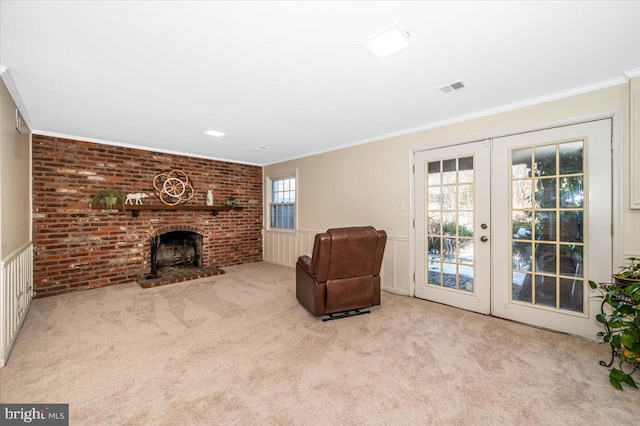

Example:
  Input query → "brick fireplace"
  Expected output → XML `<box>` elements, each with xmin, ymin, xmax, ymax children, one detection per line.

<box><xmin>150</xmin><ymin>229</ymin><xmax>203</xmax><ymax>278</ymax></box>
<box><xmin>32</xmin><ymin>136</ymin><xmax>263</xmax><ymax>297</ymax></box>
<box><xmin>138</xmin><ymin>225</ymin><xmax>226</xmax><ymax>289</ymax></box>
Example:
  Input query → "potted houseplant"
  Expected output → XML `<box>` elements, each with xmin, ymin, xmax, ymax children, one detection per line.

<box><xmin>589</xmin><ymin>278</ymin><xmax>640</xmax><ymax>390</ymax></box>
<box><xmin>91</xmin><ymin>189</ymin><xmax>125</xmax><ymax>209</ymax></box>
<box><xmin>224</xmin><ymin>196</ymin><xmax>237</xmax><ymax>207</ymax></box>
<box><xmin>612</xmin><ymin>257</ymin><xmax>640</xmax><ymax>286</ymax></box>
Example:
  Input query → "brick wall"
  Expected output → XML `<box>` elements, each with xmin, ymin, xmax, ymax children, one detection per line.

<box><xmin>32</xmin><ymin>136</ymin><xmax>263</xmax><ymax>297</ymax></box>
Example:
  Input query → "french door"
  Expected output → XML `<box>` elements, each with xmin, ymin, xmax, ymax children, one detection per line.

<box><xmin>492</xmin><ymin>120</ymin><xmax>612</xmax><ymax>337</ymax></box>
<box><xmin>414</xmin><ymin>141</ymin><xmax>492</xmax><ymax>314</ymax></box>
<box><xmin>414</xmin><ymin>120</ymin><xmax>612</xmax><ymax>337</ymax></box>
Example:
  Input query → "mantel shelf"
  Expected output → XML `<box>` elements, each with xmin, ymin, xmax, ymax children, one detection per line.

<box><xmin>90</xmin><ymin>204</ymin><xmax>243</xmax><ymax>217</ymax></box>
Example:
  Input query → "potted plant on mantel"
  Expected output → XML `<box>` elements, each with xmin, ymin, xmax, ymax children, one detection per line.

<box><xmin>91</xmin><ymin>189</ymin><xmax>125</xmax><ymax>210</ymax></box>
<box><xmin>589</xmin><ymin>260</ymin><xmax>640</xmax><ymax>391</ymax></box>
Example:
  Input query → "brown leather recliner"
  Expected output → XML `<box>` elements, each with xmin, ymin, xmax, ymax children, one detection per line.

<box><xmin>296</xmin><ymin>226</ymin><xmax>387</xmax><ymax>320</ymax></box>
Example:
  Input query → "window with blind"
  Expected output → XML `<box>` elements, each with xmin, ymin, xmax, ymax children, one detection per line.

<box><xmin>270</xmin><ymin>177</ymin><xmax>295</xmax><ymax>229</ymax></box>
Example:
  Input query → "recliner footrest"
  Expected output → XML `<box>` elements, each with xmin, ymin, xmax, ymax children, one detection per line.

<box><xmin>322</xmin><ymin>309</ymin><xmax>370</xmax><ymax>322</ymax></box>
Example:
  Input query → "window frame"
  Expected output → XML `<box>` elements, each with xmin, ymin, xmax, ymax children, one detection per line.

<box><xmin>266</xmin><ymin>173</ymin><xmax>297</xmax><ymax>232</ymax></box>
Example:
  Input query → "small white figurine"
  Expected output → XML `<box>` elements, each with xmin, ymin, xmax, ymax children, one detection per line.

<box><xmin>125</xmin><ymin>193</ymin><xmax>149</xmax><ymax>205</ymax></box>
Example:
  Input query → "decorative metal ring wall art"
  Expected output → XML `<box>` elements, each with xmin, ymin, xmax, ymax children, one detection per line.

<box><xmin>152</xmin><ymin>170</ymin><xmax>195</xmax><ymax>206</ymax></box>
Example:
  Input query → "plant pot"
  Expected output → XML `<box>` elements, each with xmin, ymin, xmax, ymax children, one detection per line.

<box><xmin>612</xmin><ymin>274</ymin><xmax>640</xmax><ymax>286</ymax></box>
<box><xmin>104</xmin><ymin>195</ymin><xmax>118</xmax><ymax>209</ymax></box>
<box><xmin>622</xmin><ymin>348</ymin><xmax>640</xmax><ymax>362</ymax></box>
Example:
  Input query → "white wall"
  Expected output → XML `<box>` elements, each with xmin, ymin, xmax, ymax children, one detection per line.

<box><xmin>264</xmin><ymin>82</ymin><xmax>639</xmax><ymax>294</ymax></box>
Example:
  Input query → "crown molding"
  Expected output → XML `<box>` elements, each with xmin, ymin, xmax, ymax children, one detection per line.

<box><xmin>624</xmin><ymin>67</ymin><xmax>640</xmax><ymax>80</ymax></box>
<box><xmin>266</xmin><ymin>75</ymin><xmax>629</xmax><ymax>165</ymax></box>
<box><xmin>0</xmin><ymin>66</ymin><xmax>34</xmax><ymax>131</ymax></box>
<box><xmin>31</xmin><ymin>130</ymin><xmax>263</xmax><ymax>167</ymax></box>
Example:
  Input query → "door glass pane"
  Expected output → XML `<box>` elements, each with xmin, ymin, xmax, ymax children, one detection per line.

<box><xmin>535</xmin><ymin>212</ymin><xmax>556</xmax><ymax>241</ymax></box>
<box><xmin>428</xmin><ymin>187</ymin><xmax>442</xmax><ymax>210</ymax></box>
<box><xmin>459</xmin><ymin>264</ymin><xmax>474</xmax><ymax>292</ymax></box>
<box><xmin>424</xmin><ymin>155</ymin><xmax>476</xmax><ymax>294</ymax></box>
<box><xmin>459</xmin><ymin>239</ymin><xmax>474</xmax><ymax>265</ymax></box>
<box><xmin>510</xmin><ymin>140</ymin><xmax>585</xmax><ymax>313</ymax></box>
<box><xmin>428</xmin><ymin>212</ymin><xmax>442</xmax><ymax>235</ymax></box>
<box><xmin>559</xmin><ymin>176</ymin><xmax>583</xmax><ymax>208</ymax></box>
<box><xmin>459</xmin><ymin>157</ymin><xmax>474</xmax><ymax>183</ymax></box>
<box><xmin>534</xmin><ymin>145</ymin><xmax>556</xmax><ymax>176</ymax></box>
<box><xmin>559</xmin><ymin>211</ymin><xmax>583</xmax><ymax>243</ymax></box>
<box><xmin>458</xmin><ymin>212</ymin><xmax>474</xmax><ymax>236</ymax></box>
<box><xmin>512</xmin><ymin>241</ymin><xmax>532</xmax><ymax>271</ymax></box>
<box><xmin>560</xmin><ymin>278</ymin><xmax>583</xmax><ymax>312</ymax></box>
<box><xmin>442</xmin><ymin>186</ymin><xmax>457</xmax><ymax>210</ymax></box>
<box><xmin>428</xmin><ymin>260</ymin><xmax>441</xmax><ymax>285</ymax></box>
<box><xmin>560</xmin><ymin>245</ymin><xmax>583</xmax><ymax>277</ymax></box>
<box><xmin>535</xmin><ymin>275</ymin><xmax>556</xmax><ymax>307</ymax></box>
<box><xmin>458</xmin><ymin>184</ymin><xmax>474</xmax><ymax>210</ymax></box>
<box><xmin>535</xmin><ymin>178</ymin><xmax>556</xmax><ymax>208</ymax></box>
<box><xmin>442</xmin><ymin>263</ymin><xmax>457</xmax><ymax>288</ymax></box>
<box><xmin>513</xmin><ymin>181</ymin><xmax>532</xmax><ymax>209</ymax></box>
<box><xmin>513</xmin><ymin>272</ymin><xmax>531</xmax><ymax>303</ymax></box>
<box><xmin>428</xmin><ymin>161</ymin><xmax>441</xmax><ymax>185</ymax></box>
<box><xmin>443</xmin><ymin>159</ymin><xmax>457</xmax><ymax>184</ymax></box>
<box><xmin>535</xmin><ymin>243</ymin><xmax>556</xmax><ymax>274</ymax></box>
<box><xmin>512</xmin><ymin>211</ymin><xmax>532</xmax><ymax>239</ymax></box>
<box><xmin>428</xmin><ymin>237</ymin><xmax>442</xmax><ymax>261</ymax></box>
<box><xmin>443</xmin><ymin>237</ymin><xmax>457</xmax><ymax>262</ymax></box>
<box><xmin>559</xmin><ymin>141</ymin><xmax>583</xmax><ymax>175</ymax></box>
<box><xmin>512</xmin><ymin>148</ymin><xmax>532</xmax><ymax>178</ymax></box>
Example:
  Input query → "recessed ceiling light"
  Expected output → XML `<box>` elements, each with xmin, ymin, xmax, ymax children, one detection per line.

<box><xmin>256</xmin><ymin>145</ymin><xmax>270</xmax><ymax>150</ymax></box>
<box><xmin>360</xmin><ymin>23</ymin><xmax>416</xmax><ymax>61</ymax></box>
<box><xmin>205</xmin><ymin>130</ymin><xmax>225</xmax><ymax>138</ymax></box>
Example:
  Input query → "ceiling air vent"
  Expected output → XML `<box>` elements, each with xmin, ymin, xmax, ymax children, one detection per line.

<box><xmin>435</xmin><ymin>80</ymin><xmax>469</xmax><ymax>95</ymax></box>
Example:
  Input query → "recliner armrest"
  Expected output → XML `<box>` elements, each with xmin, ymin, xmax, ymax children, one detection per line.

<box><xmin>297</xmin><ymin>255</ymin><xmax>312</xmax><ymax>274</ymax></box>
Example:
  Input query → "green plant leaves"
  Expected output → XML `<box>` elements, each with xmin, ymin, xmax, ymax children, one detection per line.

<box><xmin>609</xmin><ymin>369</ymin><xmax>637</xmax><ymax>391</ymax></box>
<box><xmin>610</xmin><ymin>376</ymin><xmax>623</xmax><ymax>391</ymax></box>
<box><xmin>621</xmin><ymin>333</ymin><xmax>637</xmax><ymax>349</ymax></box>
<box><xmin>591</xmin><ymin>280</ymin><xmax>640</xmax><ymax>391</ymax></box>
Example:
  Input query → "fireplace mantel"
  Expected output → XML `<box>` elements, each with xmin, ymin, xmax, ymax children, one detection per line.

<box><xmin>91</xmin><ymin>204</ymin><xmax>244</xmax><ymax>217</ymax></box>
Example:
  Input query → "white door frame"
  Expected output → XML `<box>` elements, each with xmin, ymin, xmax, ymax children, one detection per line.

<box><xmin>414</xmin><ymin>141</ymin><xmax>492</xmax><ymax>314</ymax></box>
<box><xmin>409</xmin><ymin>110</ymin><xmax>624</xmax><ymax>322</ymax></box>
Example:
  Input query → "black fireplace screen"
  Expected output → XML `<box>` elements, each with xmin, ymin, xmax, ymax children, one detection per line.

<box><xmin>149</xmin><ymin>231</ymin><xmax>203</xmax><ymax>278</ymax></box>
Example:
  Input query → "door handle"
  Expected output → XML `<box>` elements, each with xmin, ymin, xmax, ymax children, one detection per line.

<box><xmin>481</xmin><ymin>223</ymin><xmax>488</xmax><ymax>229</ymax></box>
<box><xmin>480</xmin><ymin>236</ymin><xmax>488</xmax><ymax>242</ymax></box>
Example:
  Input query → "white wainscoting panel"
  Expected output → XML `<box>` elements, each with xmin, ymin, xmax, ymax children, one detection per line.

<box><xmin>262</xmin><ymin>230</ymin><xmax>298</xmax><ymax>267</ymax></box>
<box><xmin>263</xmin><ymin>229</ymin><xmax>411</xmax><ymax>295</ymax></box>
<box><xmin>380</xmin><ymin>236</ymin><xmax>411</xmax><ymax>296</ymax></box>
<box><xmin>0</xmin><ymin>242</ymin><xmax>34</xmax><ymax>368</ymax></box>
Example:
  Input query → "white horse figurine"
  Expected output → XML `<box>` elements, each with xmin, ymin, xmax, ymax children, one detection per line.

<box><xmin>125</xmin><ymin>193</ymin><xmax>149</xmax><ymax>205</ymax></box>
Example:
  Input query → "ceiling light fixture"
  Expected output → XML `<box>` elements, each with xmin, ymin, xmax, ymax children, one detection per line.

<box><xmin>205</xmin><ymin>130</ymin><xmax>225</xmax><ymax>138</ymax></box>
<box><xmin>360</xmin><ymin>23</ymin><xmax>416</xmax><ymax>61</ymax></box>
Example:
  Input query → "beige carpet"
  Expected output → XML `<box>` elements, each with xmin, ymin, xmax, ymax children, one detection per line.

<box><xmin>0</xmin><ymin>262</ymin><xmax>637</xmax><ymax>425</ymax></box>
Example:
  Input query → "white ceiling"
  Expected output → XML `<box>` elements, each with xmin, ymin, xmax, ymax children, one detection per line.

<box><xmin>2</xmin><ymin>1</ymin><xmax>640</xmax><ymax>166</ymax></box>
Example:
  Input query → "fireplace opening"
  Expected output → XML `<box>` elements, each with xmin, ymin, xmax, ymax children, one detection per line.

<box><xmin>147</xmin><ymin>231</ymin><xmax>203</xmax><ymax>279</ymax></box>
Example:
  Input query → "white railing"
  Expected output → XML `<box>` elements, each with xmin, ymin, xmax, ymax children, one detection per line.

<box><xmin>0</xmin><ymin>242</ymin><xmax>34</xmax><ymax>368</ymax></box>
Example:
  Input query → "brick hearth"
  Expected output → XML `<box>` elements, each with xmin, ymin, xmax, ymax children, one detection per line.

<box><xmin>136</xmin><ymin>266</ymin><xmax>225</xmax><ymax>289</ymax></box>
<box><xmin>32</xmin><ymin>136</ymin><xmax>263</xmax><ymax>297</ymax></box>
